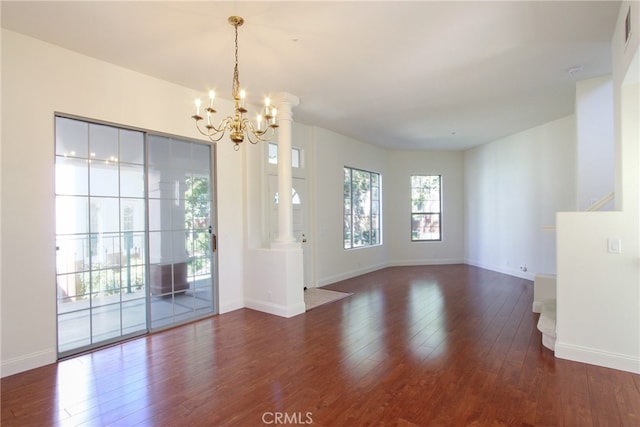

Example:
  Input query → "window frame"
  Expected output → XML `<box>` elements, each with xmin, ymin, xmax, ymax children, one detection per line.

<box><xmin>343</xmin><ymin>166</ymin><xmax>382</xmax><ymax>250</ymax></box>
<box><xmin>410</xmin><ymin>175</ymin><xmax>442</xmax><ymax>242</ymax></box>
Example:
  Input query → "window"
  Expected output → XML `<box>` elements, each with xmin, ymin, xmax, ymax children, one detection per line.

<box><xmin>344</xmin><ymin>167</ymin><xmax>381</xmax><ymax>249</ymax></box>
<box><xmin>411</xmin><ymin>175</ymin><xmax>441</xmax><ymax>241</ymax></box>
<box><xmin>268</xmin><ymin>143</ymin><xmax>301</xmax><ymax>168</ymax></box>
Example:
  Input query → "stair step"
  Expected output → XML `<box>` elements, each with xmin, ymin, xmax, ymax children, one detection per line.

<box><xmin>537</xmin><ymin>299</ymin><xmax>556</xmax><ymax>351</ymax></box>
<box><xmin>533</xmin><ymin>274</ymin><xmax>556</xmax><ymax>313</ymax></box>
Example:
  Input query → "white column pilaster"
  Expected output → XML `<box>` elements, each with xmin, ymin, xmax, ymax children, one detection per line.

<box><xmin>273</xmin><ymin>92</ymin><xmax>300</xmax><ymax>247</ymax></box>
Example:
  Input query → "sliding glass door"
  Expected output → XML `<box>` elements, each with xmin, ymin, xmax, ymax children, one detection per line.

<box><xmin>147</xmin><ymin>135</ymin><xmax>215</xmax><ymax>328</ymax></box>
<box><xmin>55</xmin><ymin>116</ymin><xmax>216</xmax><ymax>357</ymax></box>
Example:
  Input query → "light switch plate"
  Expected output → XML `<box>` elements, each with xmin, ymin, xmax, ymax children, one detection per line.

<box><xmin>607</xmin><ymin>238</ymin><xmax>622</xmax><ymax>254</ymax></box>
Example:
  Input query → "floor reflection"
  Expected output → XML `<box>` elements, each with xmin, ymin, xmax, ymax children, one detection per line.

<box><xmin>339</xmin><ymin>289</ymin><xmax>386</xmax><ymax>380</ymax></box>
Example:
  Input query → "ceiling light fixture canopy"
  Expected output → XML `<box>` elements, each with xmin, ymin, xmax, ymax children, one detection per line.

<box><xmin>191</xmin><ymin>16</ymin><xmax>278</xmax><ymax>150</ymax></box>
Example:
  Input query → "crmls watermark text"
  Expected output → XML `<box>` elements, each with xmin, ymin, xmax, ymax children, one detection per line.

<box><xmin>261</xmin><ymin>411</ymin><xmax>313</xmax><ymax>425</ymax></box>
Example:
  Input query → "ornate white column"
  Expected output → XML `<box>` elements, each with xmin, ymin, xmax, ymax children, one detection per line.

<box><xmin>273</xmin><ymin>92</ymin><xmax>300</xmax><ymax>246</ymax></box>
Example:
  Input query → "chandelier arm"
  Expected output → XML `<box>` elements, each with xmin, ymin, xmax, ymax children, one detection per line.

<box><xmin>194</xmin><ymin>120</ymin><xmax>220</xmax><ymax>138</ymax></box>
<box><xmin>205</xmin><ymin>118</ymin><xmax>230</xmax><ymax>134</ymax></box>
<box><xmin>194</xmin><ymin>116</ymin><xmax>235</xmax><ymax>142</ymax></box>
<box><xmin>244</xmin><ymin>119</ymin><xmax>276</xmax><ymax>144</ymax></box>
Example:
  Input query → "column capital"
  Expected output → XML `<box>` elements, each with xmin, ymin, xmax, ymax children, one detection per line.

<box><xmin>273</xmin><ymin>92</ymin><xmax>300</xmax><ymax>121</ymax></box>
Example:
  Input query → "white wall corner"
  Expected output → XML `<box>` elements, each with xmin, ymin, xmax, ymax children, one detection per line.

<box><xmin>218</xmin><ymin>299</ymin><xmax>245</xmax><ymax>315</ymax></box>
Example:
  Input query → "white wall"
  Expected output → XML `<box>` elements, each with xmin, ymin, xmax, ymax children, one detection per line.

<box><xmin>575</xmin><ymin>76</ymin><xmax>615</xmax><ymax>210</ymax></box>
<box><xmin>387</xmin><ymin>151</ymin><xmax>465</xmax><ymax>265</ymax></box>
<box><xmin>464</xmin><ymin>116</ymin><xmax>576</xmax><ymax>278</ymax></box>
<box><xmin>1</xmin><ymin>30</ymin><xmax>245</xmax><ymax>376</ymax></box>
<box><xmin>312</xmin><ymin>127</ymin><xmax>390</xmax><ymax>286</ymax></box>
<box><xmin>555</xmin><ymin>1</ymin><xmax>639</xmax><ymax>374</ymax></box>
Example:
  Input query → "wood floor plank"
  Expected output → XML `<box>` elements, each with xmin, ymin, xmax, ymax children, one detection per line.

<box><xmin>2</xmin><ymin>265</ymin><xmax>639</xmax><ymax>426</ymax></box>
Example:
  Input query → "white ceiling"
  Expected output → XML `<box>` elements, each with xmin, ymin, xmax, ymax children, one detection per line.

<box><xmin>1</xmin><ymin>1</ymin><xmax>620</xmax><ymax>151</ymax></box>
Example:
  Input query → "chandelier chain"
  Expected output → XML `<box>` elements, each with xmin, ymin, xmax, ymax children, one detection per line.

<box><xmin>232</xmin><ymin>22</ymin><xmax>240</xmax><ymax>100</ymax></box>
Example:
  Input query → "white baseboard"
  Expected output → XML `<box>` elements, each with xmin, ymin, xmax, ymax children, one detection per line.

<box><xmin>244</xmin><ymin>298</ymin><xmax>305</xmax><ymax>318</ymax></box>
<box><xmin>317</xmin><ymin>259</ymin><xmax>468</xmax><ymax>287</ymax></box>
<box><xmin>1</xmin><ymin>348</ymin><xmax>56</xmax><ymax>378</ymax></box>
<box><xmin>465</xmin><ymin>259</ymin><xmax>535</xmax><ymax>281</ymax></box>
<box><xmin>555</xmin><ymin>341</ymin><xmax>640</xmax><ymax>374</ymax></box>
<box><xmin>388</xmin><ymin>258</ymin><xmax>464</xmax><ymax>267</ymax></box>
<box><xmin>316</xmin><ymin>262</ymin><xmax>389</xmax><ymax>287</ymax></box>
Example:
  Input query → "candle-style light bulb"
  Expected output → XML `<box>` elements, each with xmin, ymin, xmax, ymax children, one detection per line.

<box><xmin>264</xmin><ymin>97</ymin><xmax>271</xmax><ymax>116</ymax></box>
<box><xmin>257</xmin><ymin>114</ymin><xmax>263</xmax><ymax>131</ymax></box>
<box><xmin>195</xmin><ymin>98</ymin><xmax>202</xmax><ymax>116</ymax></box>
<box><xmin>208</xmin><ymin>90</ymin><xmax>215</xmax><ymax>108</ymax></box>
<box><xmin>271</xmin><ymin>108</ymin><xmax>277</xmax><ymax>125</ymax></box>
<box><xmin>239</xmin><ymin>89</ymin><xmax>246</xmax><ymax>108</ymax></box>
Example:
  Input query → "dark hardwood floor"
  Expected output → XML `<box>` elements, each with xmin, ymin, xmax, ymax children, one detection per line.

<box><xmin>2</xmin><ymin>265</ymin><xmax>639</xmax><ymax>426</ymax></box>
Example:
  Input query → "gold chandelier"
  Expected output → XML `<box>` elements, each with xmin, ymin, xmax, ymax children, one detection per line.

<box><xmin>191</xmin><ymin>16</ymin><xmax>278</xmax><ymax>150</ymax></box>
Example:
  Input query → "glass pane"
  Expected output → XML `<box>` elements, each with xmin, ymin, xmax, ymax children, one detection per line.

<box><xmin>148</xmin><ymin>231</ymin><xmax>171</xmax><ymax>264</ymax></box>
<box><xmin>57</xmin><ymin>310</ymin><xmax>91</xmax><ymax>352</ymax></box>
<box><xmin>426</xmin><ymin>200</ymin><xmax>441</xmax><ymax>213</ymax></box>
<box><xmin>372</xmin><ymin>186</ymin><xmax>379</xmax><ymax>201</ymax></box>
<box><xmin>190</xmin><ymin>256</ymin><xmax>211</xmax><ymax>278</ymax></box>
<box><xmin>147</xmin><ymin>135</ymin><xmax>171</xmax><ymax>167</ymax></box>
<box><xmin>292</xmin><ymin>147</ymin><xmax>300</xmax><ymax>168</ymax></box>
<box><xmin>57</xmin><ymin>271</ymin><xmax>90</xmax><ymax>301</ymax></box>
<box><xmin>343</xmin><ymin>168</ymin><xmax>351</xmax><ymax>196</ymax></box>
<box><xmin>91</xmin><ymin>267</ymin><xmax>122</xmax><ymax>301</ymax></box>
<box><xmin>91</xmin><ymin>303</ymin><xmax>121</xmax><ymax>343</ymax></box>
<box><xmin>120</xmin><ymin>164</ymin><xmax>145</xmax><ymax>198</ymax></box>
<box><xmin>147</xmin><ymin>165</ymin><xmax>171</xmax><ymax>197</ymax></box>
<box><xmin>121</xmin><ymin>233</ymin><xmax>146</xmax><ymax>282</ymax></box>
<box><xmin>173</xmin><ymin>169</ymin><xmax>189</xmax><ymax>200</ymax></box>
<box><xmin>122</xmin><ymin>299</ymin><xmax>146</xmax><ymax>335</ymax></box>
<box><xmin>172</xmin><ymin>139</ymin><xmax>192</xmax><ymax>170</ymax></box>
<box><xmin>90</xmin><ymin>198</ymin><xmax>120</xmax><ymax>234</ymax></box>
<box><xmin>412</xmin><ymin>213</ymin><xmax>441</xmax><ymax>241</ymax></box>
<box><xmin>56</xmin><ymin>196</ymin><xmax>89</xmax><ymax>235</ymax></box>
<box><xmin>56</xmin><ymin>117</ymin><xmax>88</xmax><ymax>158</ymax></box>
<box><xmin>292</xmin><ymin>189</ymin><xmax>301</xmax><ymax>205</ymax></box>
<box><xmin>344</xmin><ymin>216</ymin><xmax>352</xmax><ymax>249</ymax></box>
<box><xmin>56</xmin><ymin>236</ymin><xmax>91</xmax><ymax>274</ymax></box>
<box><xmin>120</xmin><ymin>263</ymin><xmax>146</xmax><ymax>295</ymax></box>
<box><xmin>56</xmin><ymin>157</ymin><xmax>88</xmax><ymax>195</ymax></box>
<box><xmin>148</xmin><ymin>198</ymin><xmax>172</xmax><ymax>231</ymax></box>
<box><xmin>344</xmin><ymin>198</ymin><xmax>352</xmax><ymax>214</ymax></box>
<box><xmin>191</xmin><ymin>143</ymin><xmax>211</xmax><ymax>172</ymax></box>
<box><xmin>121</xmin><ymin>199</ymin><xmax>146</xmax><ymax>232</ymax></box>
<box><xmin>150</xmin><ymin>296</ymin><xmax>174</xmax><ymax>328</ymax></box>
<box><xmin>89</xmin><ymin>233</ymin><xmax>121</xmax><ymax>270</ymax></box>
<box><xmin>194</xmin><ymin>230</ymin><xmax>211</xmax><ymax>257</ymax></box>
<box><xmin>119</xmin><ymin>129</ymin><xmax>144</xmax><ymax>165</ymax></box>
<box><xmin>268</xmin><ymin>143</ymin><xmax>278</xmax><ymax>164</ymax></box>
<box><xmin>89</xmin><ymin>161</ymin><xmax>119</xmax><ymax>197</ymax></box>
<box><xmin>89</xmin><ymin>124</ymin><xmax>119</xmax><ymax>162</ymax></box>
